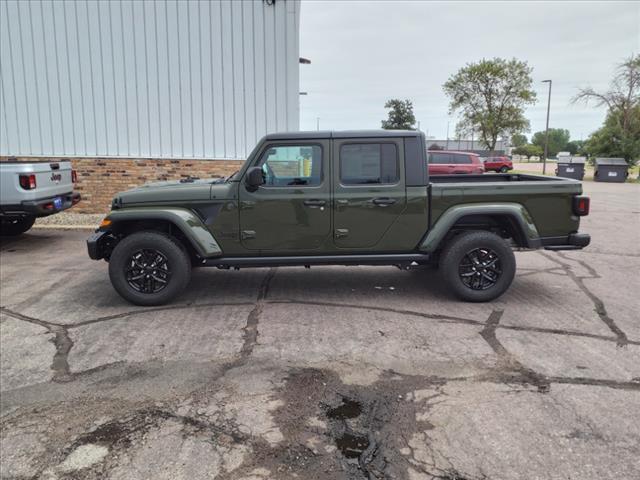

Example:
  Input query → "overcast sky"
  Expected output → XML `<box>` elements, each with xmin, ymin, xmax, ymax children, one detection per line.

<box><xmin>299</xmin><ymin>1</ymin><xmax>640</xmax><ymax>140</ymax></box>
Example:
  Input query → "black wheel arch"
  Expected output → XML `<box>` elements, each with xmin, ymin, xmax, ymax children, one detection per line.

<box><xmin>443</xmin><ymin>213</ymin><xmax>530</xmax><ymax>249</ymax></box>
<box><xmin>102</xmin><ymin>219</ymin><xmax>201</xmax><ymax>264</ymax></box>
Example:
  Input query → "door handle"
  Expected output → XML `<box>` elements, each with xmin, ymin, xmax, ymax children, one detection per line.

<box><xmin>372</xmin><ymin>197</ymin><xmax>396</xmax><ymax>207</ymax></box>
<box><xmin>303</xmin><ymin>199</ymin><xmax>326</xmax><ymax>208</ymax></box>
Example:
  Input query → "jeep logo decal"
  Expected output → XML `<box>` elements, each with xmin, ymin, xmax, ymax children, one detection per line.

<box><xmin>51</xmin><ymin>173</ymin><xmax>62</xmax><ymax>182</ymax></box>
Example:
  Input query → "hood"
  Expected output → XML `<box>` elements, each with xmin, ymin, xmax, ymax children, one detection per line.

<box><xmin>114</xmin><ymin>177</ymin><xmax>233</xmax><ymax>206</ymax></box>
<box><xmin>136</xmin><ymin>177</ymin><xmax>225</xmax><ymax>189</ymax></box>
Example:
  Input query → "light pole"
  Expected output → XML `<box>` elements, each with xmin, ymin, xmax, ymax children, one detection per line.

<box><xmin>542</xmin><ymin>79</ymin><xmax>552</xmax><ymax>174</ymax></box>
<box><xmin>445</xmin><ymin>121</ymin><xmax>450</xmax><ymax>149</ymax></box>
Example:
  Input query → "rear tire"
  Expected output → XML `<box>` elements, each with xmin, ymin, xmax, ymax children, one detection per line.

<box><xmin>108</xmin><ymin>231</ymin><xmax>191</xmax><ymax>306</ymax></box>
<box><xmin>439</xmin><ymin>230</ymin><xmax>516</xmax><ymax>302</ymax></box>
<box><xmin>500</xmin><ymin>166</ymin><xmax>509</xmax><ymax>173</ymax></box>
<box><xmin>0</xmin><ymin>216</ymin><xmax>35</xmax><ymax>236</ymax></box>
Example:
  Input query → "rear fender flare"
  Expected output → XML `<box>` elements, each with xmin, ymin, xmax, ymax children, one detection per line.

<box><xmin>419</xmin><ymin>203</ymin><xmax>540</xmax><ymax>252</ymax></box>
<box><xmin>106</xmin><ymin>207</ymin><xmax>222</xmax><ymax>257</ymax></box>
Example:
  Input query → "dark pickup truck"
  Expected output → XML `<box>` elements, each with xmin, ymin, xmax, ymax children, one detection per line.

<box><xmin>87</xmin><ymin>130</ymin><xmax>590</xmax><ymax>305</ymax></box>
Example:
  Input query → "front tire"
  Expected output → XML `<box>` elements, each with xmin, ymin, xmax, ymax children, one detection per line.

<box><xmin>500</xmin><ymin>166</ymin><xmax>509</xmax><ymax>173</ymax></box>
<box><xmin>108</xmin><ymin>231</ymin><xmax>191</xmax><ymax>306</ymax></box>
<box><xmin>439</xmin><ymin>231</ymin><xmax>516</xmax><ymax>302</ymax></box>
<box><xmin>0</xmin><ymin>216</ymin><xmax>35</xmax><ymax>236</ymax></box>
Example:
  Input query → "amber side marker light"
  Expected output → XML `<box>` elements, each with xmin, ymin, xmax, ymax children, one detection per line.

<box><xmin>99</xmin><ymin>218</ymin><xmax>112</xmax><ymax>228</ymax></box>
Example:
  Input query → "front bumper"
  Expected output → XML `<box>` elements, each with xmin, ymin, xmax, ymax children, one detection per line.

<box><xmin>2</xmin><ymin>191</ymin><xmax>81</xmax><ymax>217</ymax></box>
<box><xmin>87</xmin><ymin>231</ymin><xmax>107</xmax><ymax>260</ymax></box>
<box><xmin>542</xmin><ymin>232</ymin><xmax>591</xmax><ymax>251</ymax></box>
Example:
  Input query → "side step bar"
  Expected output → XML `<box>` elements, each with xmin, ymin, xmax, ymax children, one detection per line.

<box><xmin>205</xmin><ymin>253</ymin><xmax>430</xmax><ymax>269</ymax></box>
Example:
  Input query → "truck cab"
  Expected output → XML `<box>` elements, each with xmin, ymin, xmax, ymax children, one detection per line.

<box><xmin>88</xmin><ymin>130</ymin><xmax>590</xmax><ymax>306</ymax></box>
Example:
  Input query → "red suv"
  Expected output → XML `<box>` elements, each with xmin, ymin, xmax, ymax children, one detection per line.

<box><xmin>427</xmin><ymin>151</ymin><xmax>485</xmax><ymax>175</ymax></box>
<box><xmin>482</xmin><ymin>156</ymin><xmax>513</xmax><ymax>173</ymax></box>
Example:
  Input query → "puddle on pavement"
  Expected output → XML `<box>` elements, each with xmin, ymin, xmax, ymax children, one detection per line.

<box><xmin>335</xmin><ymin>432</ymin><xmax>370</xmax><ymax>458</ymax></box>
<box><xmin>325</xmin><ymin>397</ymin><xmax>370</xmax><ymax>458</ymax></box>
<box><xmin>327</xmin><ymin>398</ymin><xmax>362</xmax><ymax>420</ymax></box>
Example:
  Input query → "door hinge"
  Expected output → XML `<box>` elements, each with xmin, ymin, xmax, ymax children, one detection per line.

<box><xmin>241</xmin><ymin>230</ymin><xmax>256</xmax><ymax>240</ymax></box>
<box><xmin>334</xmin><ymin>229</ymin><xmax>349</xmax><ymax>239</ymax></box>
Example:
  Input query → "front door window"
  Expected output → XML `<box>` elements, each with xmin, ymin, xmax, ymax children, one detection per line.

<box><xmin>259</xmin><ymin>145</ymin><xmax>322</xmax><ymax>187</ymax></box>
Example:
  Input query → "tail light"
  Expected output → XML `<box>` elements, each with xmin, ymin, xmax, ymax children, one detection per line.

<box><xmin>19</xmin><ymin>174</ymin><xmax>37</xmax><ymax>190</ymax></box>
<box><xmin>573</xmin><ymin>195</ymin><xmax>590</xmax><ymax>216</ymax></box>
<box><xmin>71</xmin><ymin>169</ymin><xmax>78</xmax><ymax>183</ymax></box>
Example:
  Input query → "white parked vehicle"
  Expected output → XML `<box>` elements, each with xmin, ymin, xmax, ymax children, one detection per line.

<box><xmin>0</xmin><ymin>159</ymin><xmax>80</xmax><ymax>236</ymax></box>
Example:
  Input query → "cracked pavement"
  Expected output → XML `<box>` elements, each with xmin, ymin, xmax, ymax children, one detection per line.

<box><xmin>1</xmin><ymin>181</ymin><xmax>639</xmax><ymax>479</ymax></box>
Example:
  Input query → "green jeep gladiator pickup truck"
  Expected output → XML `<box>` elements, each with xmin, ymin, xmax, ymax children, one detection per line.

<box><xmin>87</xmin><ymin>130</ymin><xmax>590</xmax><ymax>305</ymax></box>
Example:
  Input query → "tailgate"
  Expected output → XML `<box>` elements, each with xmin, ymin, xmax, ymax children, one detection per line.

<box><xmin>10</xmin><ymin>161</ymin><xmax>74</xmax><ymax>201</ymax></box>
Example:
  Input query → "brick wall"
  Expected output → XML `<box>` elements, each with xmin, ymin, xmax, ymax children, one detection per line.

<box><xmin>0</xmin><ymin>156</ymin><xmax>244</xmax><ymax>213</ymax></box>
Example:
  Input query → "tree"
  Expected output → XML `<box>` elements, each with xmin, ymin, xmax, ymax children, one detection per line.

<box><xmin>573</xmin><ymin>55</ymin><xmax>640</xmax><ymax>165</ymax></box>
<box><xmin>582</xmin><ymin>107</ymin><xmax>640</xmax><ymax>165</ymax></box>
<box><xmin>566</xmin><ymin>140</ymin><xmax>585</xmax><ymax>155</ymax></box>
<box><xmin>443</xmin><ymin>58</ymin><xmax>536</xmax><ymax>151</ymax></box>
<box><xmin>428</xmin><ymin>143</ymin><xmax>443</xmax><ymax>150</ymax></box>
<box><xmin>513</xmin><ymin>144</ymin><xmax>543</xmax><ymax>158</ymax></box>
<box><xmin>511</xmin><ymin>133</ymin><xmax>527</xmax><ymax>148</ymax></box>
<box><xmin>531</xmin><ymin>128</ymin><xmax>570</xmax><ymax>157</ymax></box>
<box><xmin>381</xmin><ymin>99</ymin><xmax>416</xmax><ymax>130</ymax></box>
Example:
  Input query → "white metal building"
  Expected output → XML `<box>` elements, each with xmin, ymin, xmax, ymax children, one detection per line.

<box><xmin>0</xmin><ymin>0</ymin><xmax>301</xmax><ymax>160</ymax></box>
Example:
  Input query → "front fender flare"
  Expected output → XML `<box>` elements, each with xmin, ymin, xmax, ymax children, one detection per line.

<box><xmin>419</xmin><ymin>203</ymin><xmax>540</xmax><ymax>252</ymax></box>
<box><xmin>106</xmin><ymin>207</ymin><xmax>222</xmax><ymax>257</ymax></box>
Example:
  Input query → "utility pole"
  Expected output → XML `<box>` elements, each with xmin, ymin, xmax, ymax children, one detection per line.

<box><xmin>542</xmin><ymin>79</ymin><xmax>552</xmax><ymax>174</ymax></box>
<box><xmin>316</xmin><ymin>117</ymin><xmax>320</xmax><ymax>131</ymax></box>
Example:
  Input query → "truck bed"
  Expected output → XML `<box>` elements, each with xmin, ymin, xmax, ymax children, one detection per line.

<box><xmin>429</xmin><ymin>173</ymin><xmax>573</xmax><ymax>183</ymax></box>
<box><xmin>430</xmin><ymin>173</ymin><xmax>582</xmax><ymax>238</ymax></box>
<box><xmin>0</xmin><ymin>160</ymin><xmax>79</xmax><ymax>217</ymax></box>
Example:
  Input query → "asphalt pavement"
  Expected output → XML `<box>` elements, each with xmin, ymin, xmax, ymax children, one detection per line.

<box><xmin>1</xmin><ymin>181</ymin><xmax>639</xmax><ymax>480</ymax></box>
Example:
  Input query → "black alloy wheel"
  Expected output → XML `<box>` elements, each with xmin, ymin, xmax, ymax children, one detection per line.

<box><xmin>125</xmin><ymin>249</ymin><xmax>171</xmax><ymax>294</ymax></box>
<box><xmin>458</xmin><ymin>247</ymin><xmax>502</xmax><ymax>290</ymax></box>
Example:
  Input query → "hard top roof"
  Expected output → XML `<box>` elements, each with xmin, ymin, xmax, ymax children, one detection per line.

<box><xmin>264</xmin><ymin>130</ymin><xmax>422</xmax><ymax>141</ymax></box>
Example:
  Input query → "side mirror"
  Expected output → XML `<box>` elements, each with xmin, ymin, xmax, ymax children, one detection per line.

<box><xmin>245</xmin><ymin>166</ymin><xmax>265</xmax><ymax>192</ymax></box>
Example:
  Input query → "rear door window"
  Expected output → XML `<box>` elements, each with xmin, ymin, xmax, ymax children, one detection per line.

<box><xmin>340</xmin><ymin>143</ymin><xmax>399</xmax><ymax>185</ymax></box>
<box><xmin>454</xmin><ymin>154</ymin><xmax>472</xmax><ymax>164</ymax></box>
<box><xmin>429</xmin><ymin>152</ymin><xmax>449</xmax><ymax>164</ymax></box>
